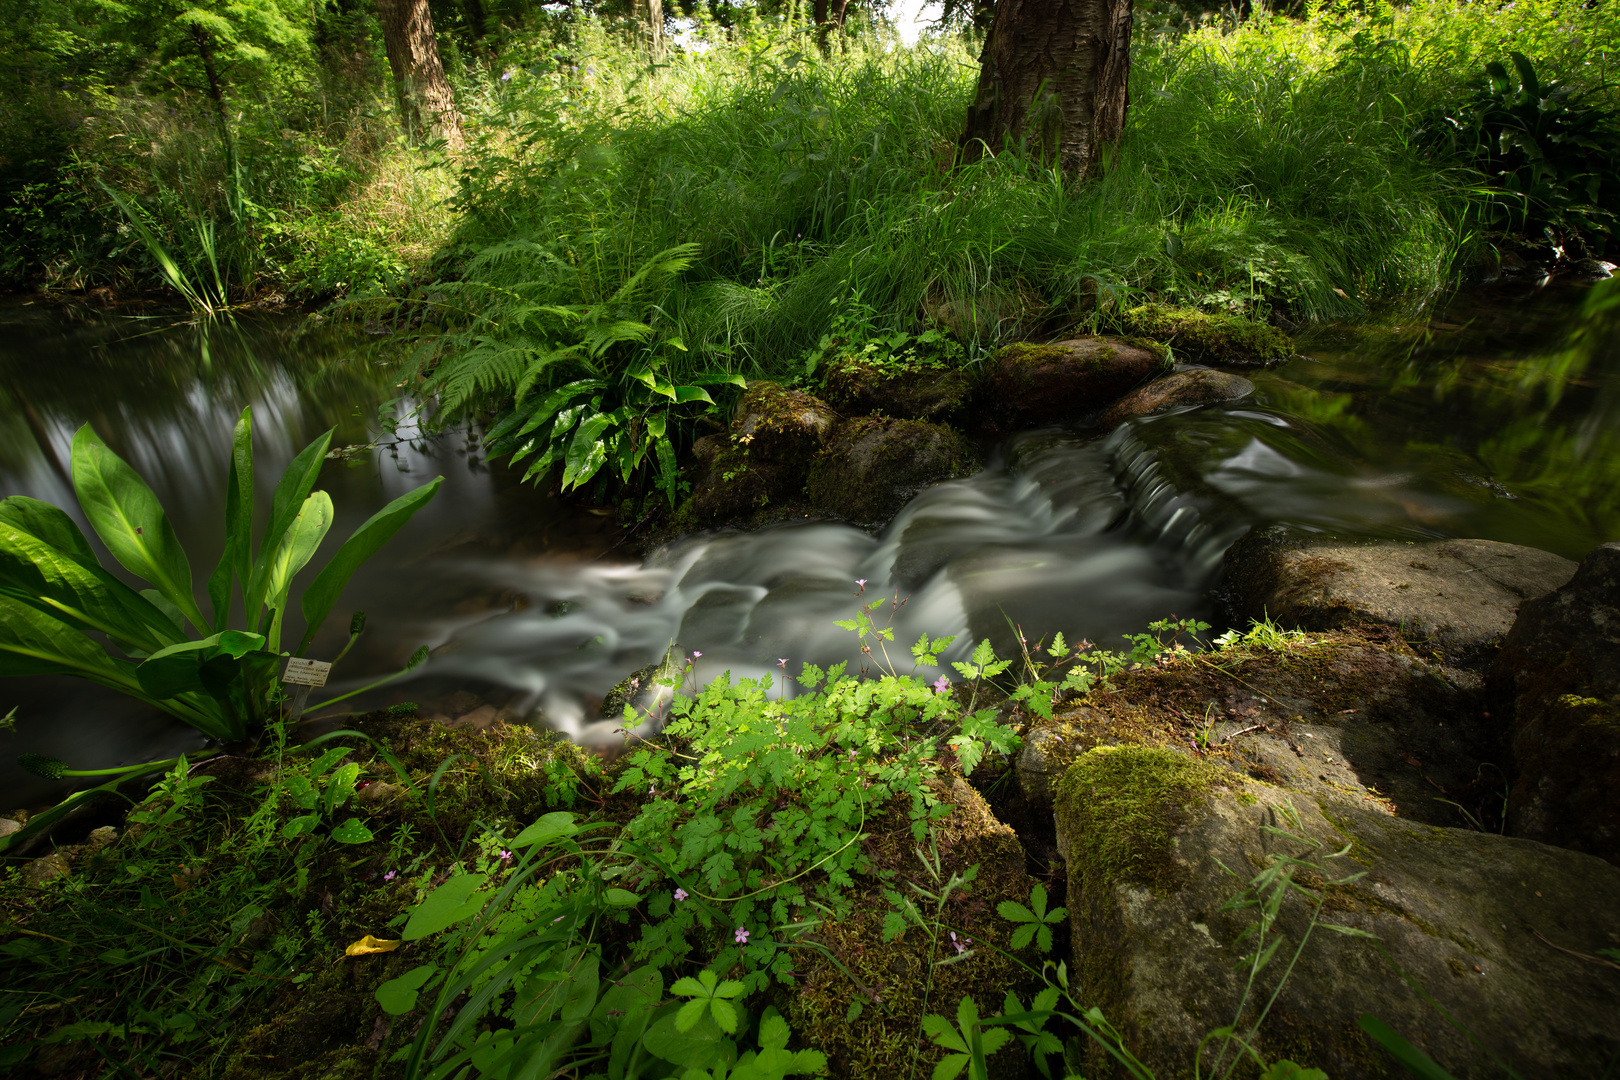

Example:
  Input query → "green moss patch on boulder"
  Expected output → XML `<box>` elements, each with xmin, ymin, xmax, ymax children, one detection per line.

<box><xmin>807</xmin><ymin>416</ymin><xmax>981</xmax><ymax>526</ymax></box>
<box><xmin>988</xmin><ymin>338</ymin><xmax>1166</xmax><ymax>427</ymax></box>
<box><xmin>819</xmin><ymin>354</ymin><xmax>977</xmax><ymax>423</ymax></box>
<box><xmin>1122</xmin><ymin>303</ymin><xmax>1294</xmax><ymax>367</ymax></box>
<box><xmin>730</xmin><ymin>380</ymin><xmax>840</xmax><ymax>461</ymax></box>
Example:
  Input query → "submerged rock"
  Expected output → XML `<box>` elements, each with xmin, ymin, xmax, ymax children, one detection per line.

<box><xmin>1054</xmin><ymin>745</ymin><xmax>1620</xmax><ymax>1079</ymax></box>
<box><xmin>1223</xmin><ymin>532</ymin><xmax>1576</xmax><ymax>678</ymax></box>
<box><xmin>988</xmin><ymin>338</ymin><xmax>1164</xmax><ymax>427</ymax></box>
<box><xmin>1490</xmin><ymin>541</ymin><xmax>1620</xmax><ymax>865</ymax></box>
<box><xmin>1121</xmin><ymin>303</ymin><xmax>1294</xmax><ymax>367</ymax></box>
<box><xmin>819</xmin><ymin>355</ymin><xmax>977</xmax><ymax>423</ymax></box>
<box><xmin>1099</xmin><ymin>368</ymin><xmax>1254</xmax><ymax>427</ymax></box>
<box><xmin>807</xmin><ymin>417</ymin><xmax>980</xmax><ymax>526</ymax></box>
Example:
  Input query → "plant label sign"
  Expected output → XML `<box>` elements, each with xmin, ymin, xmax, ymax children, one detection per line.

<box><xmin>283</xmin><ymin>658</ymin><xmax>332</xmax><ymax>687</ymax></box>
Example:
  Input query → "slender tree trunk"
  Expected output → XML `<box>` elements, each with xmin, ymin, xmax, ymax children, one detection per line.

<box><xmin>376</xmin><ymin>0</ymin><xmax>465</xmax><ymax>150</ymax></box>
<box><xmin>643</xmin><ymin>0</ymin><xmax>665</xmax><ymax>60</ymax></box>
<box><xmin>957</xmin><ymin>0</ymin><xmax>1132</xmax><ymax>178</ymax></box>
<box><xmin>813</xmin><ymin>0</ymin><xmax>851</xmax><ymax>54</ymax></box>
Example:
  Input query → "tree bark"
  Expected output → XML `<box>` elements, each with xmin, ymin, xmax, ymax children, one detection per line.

<box><xmin>957</xmin><ymin>0</ymin><xmax>1132</xmax><ymax>178</ymax></box>
<box><xmin>376</xmin><ymin>0</ymin><xmax>464</xmax><ymax>150</ymax></box>
<box><xmin>643</xmin><ymin>0</ymin><xmax>665</xmax><ymax>60</ymax></box>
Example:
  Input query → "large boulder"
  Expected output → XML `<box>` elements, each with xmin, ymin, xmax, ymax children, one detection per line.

<box><xmin>1224</xmin><ymin>532</ymin><xmax>1577</xmax><ymax>677</ymax></box>
<box><xmin>987</xmin><ymin>339</ymin><xmax>1164</xmax><ymax>428</ymax></box>
<box><xmin>1099</xmin><ymin>368</ymin><xmax>1254</xmax><ymax>428</ymax></box>
<box><xmin>730</xmin><ymin>381</ymin><xmax>840</xmax><ymax>461</ymax></box>
<box><xmin>1053</xmin><ymin>745</ymin><xmax>1620</xmax><ymax>1079</ymax></box>
<box><xmin>1015</xmin><ymin>628</ymin><xmax>1490</xmax><ymax>831</ymax></box>
<box><xmin>1120</xmin><ymin>303</ymin><xmax>1294</xmax><ymax>367</ymax></box>
<box><xmin>819</xmin><ymin>355</ymin><xmax>976</xmax><ymax>424</ymax></box>
<box><xmin>807</xmin><ymin>417</ymin><xmax>980</xmax><ymax>526</ymax></box>
<box><xmin>1489</xmin><ymin>541</ymin><xmax>1620</xmax><ymax>864</ymax></box>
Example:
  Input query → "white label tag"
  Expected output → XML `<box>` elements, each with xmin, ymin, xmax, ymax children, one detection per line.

<box><xmin>282</xmin><ymin>658</ymin><xmax>332</xmax><ymax>687</ymax></box>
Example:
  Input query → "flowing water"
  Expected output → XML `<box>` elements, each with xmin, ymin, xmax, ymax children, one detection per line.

<box><xmin>3</xmin><ymin>281</ymin><xmax>1617</xmax><ymax>805</ymax></box>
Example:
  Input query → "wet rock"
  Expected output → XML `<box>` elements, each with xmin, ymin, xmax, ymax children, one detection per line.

<box><xmin>807</xmin><ymin>417</ymin><xmax>980</xmax><ymax>526</ymax></box>
<box><xmin>448</xmin><ymin>704</ymin><xmax>503</xmax><ymax>731</ymax></box>
<box><xmin>1558</xmin><ymin>257</ymin><xmax>1616</xmax><ymax>282</ymax></box>
<box><xmin>1120</xmin><ymin>303</ymin><xmax>1294</xmax><ymax>367</ymax></box>
<box><xmin>788</xmin><ymin>776</ymin><xmax>1042</xmax><ymax>1080</ymax></box>
<box><xmin>1017</xmin><ymin>628</ymin><xmax>1487</xmax><ymax>828</ymax></box>
<box><xmin>730</xmin><ymin>381</ymin><xmax>840</xmax><ymax>461</ymax></box>
<box><xmin>24</xmin><ymin>851</ymin><xmax>73</xmax><ymax>887</ymax></box>
<box><xmin>1489</xmin><ymin>541</ymin><xmax>1620</xmax><ymax>865</ymax></box>
<box><xmin>674</xmin><ymin>434</ymin><xmax>801</xmax><ymax>530</ymax></box>
<box><xmin>1224</xmin><ymin>532</ymin><xmax>1577</xmax><ymax>677</ymax></box>
<box><xmin>0</xmin><ymin>818</ymin><xmax>20</xmax><ymax>839</ymax></box>
<box><xmin>1099</xmin><ymin>368</ymin><xmax>1254</xmax><ymax>427</ymax></box>
<box><xmin>988</xmin><ymin>338</ymin><xmax>1164</xmax><ymax>427</ymax></box>
<box><xmin>599</xmin><ymin>647</ymin><xmax>682</xmax><ymax>723</ymax></box>
<box><xmin>819</xmin><ymin>356</ymin><xmax>977</xmax><ymax>423</ymax></box>
<box><xmin>1054</xmin><ymin>745</ymin><xmax>1620</xmax><ymax>1079</ymax></box>
<box><xmin>84</xmin><ymin>825</ymin><xmax>117</xmax><ymax>852</ymax></box>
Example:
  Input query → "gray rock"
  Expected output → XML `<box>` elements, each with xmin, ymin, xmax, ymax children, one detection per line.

<box><xmin>1558</xmin><ymin>258</ymin><xmax>1615</xmax><ymax>282</ymax></box>
<box><xmin>1055</xmin><ymin>745</ymin><xmax>1620</xmax><ymax>1079</ymax></box>
<box><xmin>1099</xmin><ymin>368</ymin><xmax>1254</xmax><ymax>427</ymax></box>
<box><xmin>24</xmin><ymin>851</ymin><xmax>73</xmax><ymax>887</ymax></box>
<box><xmin>819</xmin><ymin>357</ymin><xmax>976</xmax><ymax>423</ymax></box>
<box><xmin>1224</xmin><ymin>532</ymin><xmax>1577</xmax><ymax>675</ymax></box>
<box><xmin>988</xmin><ymin>338</ymin><xmax>1165</xmax><ymax>427</ymax></box>
<box><xmin>1489</xmin><ymin>541</ymin><xmax>1620</xmax><ymax>864</ymax></box>
<box><xmin>0</xmin><ymin>818</ymin><xmax>20</xmax><ymax>839</ymax></box>
<box><xmin>807</xmin><ymin>417</ymin><xmax>980</xmax><ymax>526</ymax></box>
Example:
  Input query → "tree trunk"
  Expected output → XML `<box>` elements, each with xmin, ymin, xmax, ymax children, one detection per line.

<box><xmin>376</xmin><ymin>0</ymin><xmax>464</xmax><ymax>150</ymax></box>
<box><xmin>643</xmin><ymin>0</ymin><xmax>664</xmax><ymax>60</ymax></box>
<box><xmin>957</xmin><ymin>0</ymin><xmax>1132</xmax><ymax>178</ymax></box>
<box><xmin>814</xmin><ymin>0</ymin><xmax>852</xmax><ymax>55</ymax></box>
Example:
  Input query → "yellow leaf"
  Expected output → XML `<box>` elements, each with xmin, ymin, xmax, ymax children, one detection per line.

<box><xmin>345</xmin><ymin>935</ymin><xmax>400</xmax><ymax>957</ymax></box>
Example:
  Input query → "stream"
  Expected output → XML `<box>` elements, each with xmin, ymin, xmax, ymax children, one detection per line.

<box><xmin>3</xmin><ymin>281</ymin><xmax>1616</xmax><ymax>806</ymax></box>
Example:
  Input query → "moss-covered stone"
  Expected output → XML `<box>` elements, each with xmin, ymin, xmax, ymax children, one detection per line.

<box><xmin>1099</xmin><ymin>368</ymin><xmax>1255</xmax><ymax>428</ymax></box>
<box><xmin>1120</xmin><ymin>303</ymin><xmax>1294</xmax><ymax>367</ymax></box>
<box><xmin>788</xmin><ymin>777</ymin><xmax>1042</xmax><ymax>1080</ymax></box>
<box><xmin>806</xmin><ymin>416</ymin><xmax>981</xmax><ymax>526</ymax></box>
<box><xmin>987</xmin><ymin>338</ymin><xmax>1165</xmax><ymax>427</ymax></box>
<box><xmin>729</xmin><ymin>381</ymin><xmax>839</xmax><ymax>461</ymax></box>
<box><xmin>819</xmin><ymin>354</ymin><xmax>978</xmax><ymax>423</ymax></box>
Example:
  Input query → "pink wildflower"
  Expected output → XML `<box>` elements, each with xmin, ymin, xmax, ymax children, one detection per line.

<box><xmin>674</xmin><ymin>888</ymin><xmax>689</xmax><ymax>902</ymax></box>
<box><xmin>734</xmin><ymin>926</ymin><xmax>750</xmax><ymax>945</ymax></box>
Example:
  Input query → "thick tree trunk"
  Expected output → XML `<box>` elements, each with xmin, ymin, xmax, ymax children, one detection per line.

<box><xmin>957</xmin><ymin>0</ymin><xmax>1132</xmax><ymax>178</ymax></box>
<box><xmin>643</xmin><ymin>0</ymin><xmax>665</xmax><ymax>60</ymax></box>
<box><xmin>376</xmin><ymin>0</ymin><xmax>464</xmax><ymax>150</ymax></box>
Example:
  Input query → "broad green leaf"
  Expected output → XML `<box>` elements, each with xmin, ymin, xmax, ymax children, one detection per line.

<box><xmin>262</xmin><ymin>492</ymin><xmax>334</xmax><ymax>651</ymax></box>
<box><xmin>330</xmin><ymin>817</ymin><xmax>374</xmax><ymax>844</ymax></box>
<box><xmin>136</xmin><ymin>631</ymin><xmax>267</xmax><ymax>700</ymax></box>
<box><xmin>0</xmin><ymin>496</ymin><xmax>98</xmax><ymax>567</ymax></box>
<box><xmin>604</xmin><ymin>888</ymin><xmax>641</xmax><ymax>908</ymax></box>
<box><xmin>321</xmin><ymin>762</ymin><xmax>360</xmax><ymax>816</ymax></box>
<box><xmin>206</xmin><ymin>406</ymin><xmax>254</xmax><ymax>632</ymax></box>
<box><xmin>1358</xmin><ymin>1015</ymin><xmax>1456</xmax><ymax>1080</ymax></box>
<box><xmin>246</xmin><ymin>428</ymin><xmax>333</xmax><ymax>626</ymax></box>
<box><xmin>70</xmin><ymin>425</ymin><xmax>206</xmax><ymax>632</ymax></box>
<box><xmin>281</xmin><ymin>813</ymin><xmax>319</xmax><ymax>838</ymax></box>
<box><xmin>515</xmin><ymin>379</ymin><xmax>608</xmax><ymax>427</ymax></box>
<box><xmin>561</xmin><ymin>414</ymin><xmax>614</xmax><ymax>490</ymax></box>
<box><xmin>296</xmin><ymin>476</ymin><xmax>442</xmax><ymax>655</ymax></box>
<box><xmin>0</xmin><ymin>521</ymin><xmax>180</xmax><ymax>654</ymax></box>
<box><xmin>0</xmin><ymin>594</ymin><xmax>142</xmax><ymax>688</ymax></box>
<box><xmin>376</xmin><ymin>964</ymin><xmax>438</xmax><ymax>1015</ymax></box>
<box><xmin>403</xmin><ymin>873</ymin><xmax>490</xmax><ymax>940</ymax></box>
<box><xmin>671</xmin><ymin>386</ymin><xmax>715</xmax><ymax>405</ymax></box>
<box><xmin>513</xmin><ymin>811</ymin><xmax>578</xmax><ymax>849</ymax></box>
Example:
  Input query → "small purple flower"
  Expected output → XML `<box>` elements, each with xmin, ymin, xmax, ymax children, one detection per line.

<box><xmin>932</xmin><ymin>675</ymin><xmax>950</xmax><ymax>695</ymax></box>
<box><xmin>501</xmin><ymin>69</ymin><xmax>513</xmax><ymax>81</ymax></box>
<box><xmin>778</xmin><ymin>658</ymin><xmax>789</xmax><ymax>668</ymax></box>
<box><xmin>734</xmin><ymin>926</ymin><xmax>750</xmax><ymax>945</ymax></box>
<box><xmin>949</xmin><ymin>931</ymin><xmax>970</xmax><ymax>954</ymax></box>
<box><xmin>499</xmin><ymin>850</ymin><xmax>513</xmax><ymax>863</ymax></box>
<box><xmin>674</xmin><ymin>888</ymin><xmax>689</xmax><ymax>901</ymax></box>
<box><xmin>856</xmin><ymin>579</ymin><xmax>868</xmax><ymax>590</ymax></box>
<box><xmin>692</xmin><ymin>650</ymin><xmax>703</xmax><ymax>658</ymax></box>
<box><xmin>586</xmin><ymin>65</ymin><xmax>595</xmax><ymax>75</ymax></box>
<box><xmin>383</xmin><ymin>870</ymin><xmax>398</xmax><ymax>882</ymax></box>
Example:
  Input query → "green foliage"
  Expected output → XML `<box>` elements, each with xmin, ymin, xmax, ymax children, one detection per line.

<box><xmin>996</xmin><ymin>883</ymin><xmax>1068</xmax><ymax>954</ymax></box>
<box><xmin>0</xmin><ymin>406</ymin><xmax>439</xmax><ymax>742</ymax></box>
<box><xmin>1420</xmin><ymin>51</ymin><xmax>1620</xmax><ymax>242</ymax></box>
<box><xmin>921</xmin><ymin>995</ymin><xmax>1013</xmax><ymax>1080</ymax></box>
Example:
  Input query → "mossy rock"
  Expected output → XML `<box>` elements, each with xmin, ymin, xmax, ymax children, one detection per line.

<box><xmin>1121</xmin><ymin>303</ymin><xmax>1293</xmax><ymax>367</ymax></box>
<box><xmin>988</xmin><ymin>338</ymin><xmax>1165</xmax><ymax>427</ymax></box>
<box><xmin>730</xmin><ymin>381</ymin><xmax>840</xmax><ymax>461</ymax></box>
<box><xmin>672</xmin><ymin>434</ymin><xmax>802</xmax><ymax>531</ymax></box>
<box><xmin>1098</xmin><ymin>368</ymin><xmax>1254</xmax><ymax>428</ymax></box>
<box><xmin>819</xmin><ymin>354</ymin><xmax>977</xmax><ymax>423</ymax></box>
<box><xmin>1053</xmin><ymin>745</ymin><xmax>1620</xmax><ymax>1078</ymax></box>
<box><xmin>788</xmin><ymin>777</ymin><xmax>1043</xmax><ymax>1080</ymax></box>
<box><xmin>806</xmin><ymin>416</ymin><xmax>981</xmax><ymax>526</ymax></box>
<box><xmin>1490</xmin><ymin>541</ymin><xmax>1620</xmax><ymax>865</ymax></box>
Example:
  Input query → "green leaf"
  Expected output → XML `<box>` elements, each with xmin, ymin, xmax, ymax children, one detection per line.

<box><xmin>206</xmin><ymin>406</ymin><xmax>253</xmax><ymax>632</ymax></box>
<box><xmin>262</xmin><ymin>492</ymin><xmax>334</xmax><ymax>650</ymax></box>
<box><xmin>281</xmin><ymin>813</ymin><xmax>319</xmax><ymax>838</ymax></box>
<box><xmin>671</xmin><ymin>386</ymin><xmax>715</xmax><ymax>405</ymax></box>
<box><xmin>604</xmin><ymin>888</ymin><xmax>641</xmax><ymax>908</ymax></box>
<box><xmin>246</xmin><ymin>428</ymin><xmax>333</xmax><ymax>626</ymax></box>
<box><xmin>0</xmin><ymin>594</ymin><xmax>141</xmax><ymax>687</ymax></box>
<box><xmin>375</xmin><ymin>964</ymin><xmax>437</xmax><ymax>1015</ymax></box>
<box><xmin>1357</xmin><ymin>1015</ymin><xmax>1457</xmax><ymax>1080</ymax></box>
<box><xmin>561</xmin><ymin>413</ymin><xmax>615</xmax><ymax>489</ymax></box>
<box><xmin>296</xmin><ymin>477</ymin><xmax>442</xmax><ymax>655</ymax></box>
<box><xmin>331</xmin><ymin>817</ymin><xmax>374</xmax><ymax>844</ymax></box>
<box><xmin>676</xmin><ymin>998</ymin><xmax>709</xmax><ymax>1034</ymax></box>
<box><xmin>708</xmin><ymin>998</ymin><xmax>738</xmax><ymax>1035</ymax></box>
<box><xmin>70</xmin><ymin>424</ymin><xmax>206</xmax><ymax>632</ymax></box>
<box><xmin>513</xmin><ymin>811</ymin><xmax>577</xmax><ymax>848</ymax></box>
<box><xmin>403</xmin><ymin>873</ymin><xmax>490</xmax><ymax>940</ymax></box>
<box><xmin>0</xmin><ymin>496</ymin><xmax>98</xmax><ymax>567</ymax></box>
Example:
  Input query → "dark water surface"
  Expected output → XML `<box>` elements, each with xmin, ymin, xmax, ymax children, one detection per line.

<box><xmin>3</xmin><ymin>281</ymin><xmax>1616</xmax><ymax>805</ymax></box>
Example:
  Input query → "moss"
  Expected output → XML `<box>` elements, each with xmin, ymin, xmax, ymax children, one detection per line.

<box><xmin>818</xmin><ymin>353</ymin><xmax>977</xmax><ymax>423</ymax></box>
<box><xmin>806</xmin><ymin>416</ymin><xmax>980</xmax><ymax>525</ymax></box>
<box><xmin>1121</xmin><ymin>303</ymin><xmax>1293</xmax><ymax>367</ymax></box>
